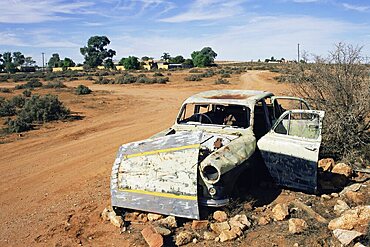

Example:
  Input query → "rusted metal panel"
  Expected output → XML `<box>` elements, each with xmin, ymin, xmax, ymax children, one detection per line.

<box><xmin>111</xmin><ymin>131</ymin><xmax>202</xmax><ymax>219</ymax></box>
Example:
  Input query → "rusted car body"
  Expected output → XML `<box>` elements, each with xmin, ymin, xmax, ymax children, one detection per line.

<box><xmin>111</xmin><ymin>90</ymin><xmax>324</xmax><ymax>219</ymax></box>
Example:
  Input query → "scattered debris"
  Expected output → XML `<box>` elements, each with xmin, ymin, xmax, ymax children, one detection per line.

<box><xmin>141</xmin><ymin>226</ymin><xmax>163</xmax><ymax>247</ymax></box>
<box><xmin>148</xmin><ymin>213</ymin><xmax>163</xmax><ymax>222</ymax></box>
<box><xmin>334</xmin><ymin>200</ymin><xmax>350</xmax><ymax>215</ymax></box>
<box><xmin>153</xmin><ymin>226</ymin><xmax>171</xmax><ymax>236</ymax></box>
<box><xmin>213</xmin><ymin>210</ymin><xmax>228</xmax><ymax>222</ymax></box>
<box><xmin>203</xmin><ymin>231</ymin><xmax>217</xmax><ymax>240</ymax></box>
<box><xmin>210</xmin><ymin>221</ymin><xmax>230</xmax><ymax>234</ymax></box>
<box><xmin>101</xmin><ymin>207</ymin><xmax>123</xmax><ymax>228</ymax></box>
<box><xmin>229</xmin><ymin>214</ymin><xmax>251</xmax><ymax>230</ymax></box>
<box><xmin>191</xmin><ymin>220</ymin><xmax>209</xmax><ymax>230</ymax></box>
<box><xmin>272</xmin><ymin>203</ymin><xmax>289</xmax><ymax>221</ymax></box>
<box><xmin>291</xmin><ymin>200</ymin><xmax>327</xmax><ymax>224</ymax></box>
<box><xmin>219</xmin><ymin>227</ymin><xmax>242</xmax><ymax>242</ymax></box>
<box><xmin>175</xmin><ymin>231</ymin><xmax>193</xmax><ymax>246</ymax></box>
<box><xmin>343</xmin><ymin>191</ymin><xmax>366</xmax><ymax>205</ymax></box>
<box><xmin>328</xmin><ymin>206</ymin><xmax>370</xmax><ymax>233</ymax></box>
<box><xmin>339</xmin><ymin>183</ymin><xmax>362</xmax><ymax>196</ymax></box>
<box><xmin>318</xmin><ymin>158</ymin><xmax>334</xmax><ymax>171</ymax></box>
<box><xmin>333</xmin><ymin>229</ymin><xmax>363</xmax><ymax>246</ymax></box>
<box><xmin>157</xmin><ymin>216</ymin><xmax>177</xmax><ymax>229</ymax></box>
<box><xmin>321</xmin><ymin>194</ymin><xmax>331</xmax><ymax>200</ymax></box>
<box><xmin>288</xmin><ymin>218</ymin><xmax>308</xmax><ymax>234</ymax></box>
<box><xmin>258</xmin><ymin>216</ymin><xmax>271</xmax><ymax>226</ymax></box>
<box><xmin>332</xmin><ymin>163</ymin><xmax>353</xmax><ymax>177</ymax></box>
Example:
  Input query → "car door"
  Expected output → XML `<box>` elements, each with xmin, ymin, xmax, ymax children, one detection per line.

<box><xmin>271</xmin><ymin>96</ymin><xmax>310</xmax><ymax>122</ymax></box>
<box><xmin>257</xmin><ymin>109</ymin><xmax>325</xmax><ymax>193</ymax></box>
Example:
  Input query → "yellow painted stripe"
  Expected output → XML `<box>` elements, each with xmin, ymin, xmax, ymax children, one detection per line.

<box><xmin>124</xmin><ymin>144</ymin><xmax>200</xmax><ymax>159</ymax></box>
<box><xmin>119</xmin><ymin>188</ymin><xmax>197</xmax><ymax>200</ymax></box>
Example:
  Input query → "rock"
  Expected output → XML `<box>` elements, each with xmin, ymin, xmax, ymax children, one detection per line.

<box><xmin>331</xmin><ymin>193</ymin><xmax>339</xmax><ymax>198</ymax></box>
<box><xmin>191</xmin><ymin>220</ymin><xmax>208</xmax><ymax>230</ymax></box>
<box><xmin>318</xmin><ymin>158</ymin><xmax>334</xmax><ymax>171</ymax></box>
<box><xmin>321</xmin><ymin>194</ymin><xmax>331</xmax><ymax>200</ymax></box>
<box><xmin>148</xmin><ymin>213</ymin><xmax>163</xmax><ymax>221</ymax></box>
<box><xmin>219</xmin><ymin>227</ymin><xmax>241</xmax><ymax>242</ymax></box>
<box><xmin>328</xmin><ymin>206</ymin><xmax>370</xmax><ymax>233</ymax></box>
<box><xmin>353</xmin><ymin>243</ymin><xmax>367</xmax><ymax>247</ymax></box>
<box><xmin>210</xmin><ymin>221</ymin><xmax>230</xmax><ymax>234</ymax></box>
<box><xmin>243</xmin><ymin>202</ymin><xmax>253</xmax><ymax>211</ymax></box>
<box><xmin>175</xmin><ymin>231</ymin><xmax>193</xmax><ymax>246</ymax></box>
<box><xmin>192</xmin><ymin>238</ymin><xmax>197</xmax><ymax>244</ymax></box>
<box><xmin>229</xmin><ymin>214</ymin><xmax>251</xmax><ymax>230</ymax></box>
<box><xmin>340</xmin><ymin>183</ymin><xmax>362</xmax><ymax>196</ymax></box>
<box><xmin>333</xmin><ymin>229</ymin><xmax>363</xmax><ymax>246</ymax></box>
<box><xmin>215</xmin><ymin>237</ymin><xmax>220</xmax><ymax>242</ymax></box>
<box><xmin>153</xmin><ymin>226</ymin><xmax>171</xmax><ymax>236</ymax></box>
<box><xmin>203</xmin><ymin>231</ymin><xmax>217</xmax><ymax>240</ymax></box>
<box><xmin>107</xmin><ymin>211</ymin><xmax>123</xmax><ymax>228</ymax></box>
<box><xmin>213</xmin><ymin>210</ymin><xmax>228</xmax><ymax>222</ymax></box>
<box><xmin>157</xmin><ymin>216</ymin><xmax>177</xmax><ymax>228</ymax></box>
<box><xmin>344</xmin><ymin>191</ymin><xmax>366</xmax><ymax>205</ymax></box>
<box><xmin>141</xmin><ymin>226</ymin><xmax>163</xmax><ymax>247</ymax></box>
<box><xmin>332</xmin><ymin>163</ymin><xmax>352</xmax><ymax>177</ymax></box>
<box><xmin>137</xmin><ymin>213</ymin><xmax>148</xmax><ymax>223</ymax></box>
<box><xmin>272</xmin><ymin>203</ymin><xmax>289</xmax><ymax>221</ymax></box>
<box><xmin>101</xmin><ymin>207</ymin><xmax>113</xmax><ymax>221</ymax></box>
<box><xmin>334</xmin><ymin>200</ymin><xmax>350</xmax><ymax>214</ymax></box>
<box><xmin>258</xmin><ymin>216</ymin><xmax>271</xmax><ymax>225</ymax></box>
<box><xmin>124</xmin><ymin>212</ymin><xmax>138</xmax><ymax>222</ymax></box>
<box><xmin>288</xmin><ymin>218</ymin><xmax>308</xmax><ymax>234</ymax></box>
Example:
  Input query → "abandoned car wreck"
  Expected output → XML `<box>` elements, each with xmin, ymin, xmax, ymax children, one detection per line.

<box><xmin>111</xmin><ymin>90</ymin><xmax>325</xmax><ymax>219</ymax></box>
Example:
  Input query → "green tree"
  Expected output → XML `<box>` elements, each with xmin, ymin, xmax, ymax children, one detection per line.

<box><xmin>3</xmin><ymin>52</ymin><xmax>16</xmax><ymax>73</ymax></box>
<box><xmin>13</xmin><ymin>52</ymin><xmax>25</xmax><ymax>66</ymax></box>
<box><xmin>161</xmin><ymin>52</ymin><xmax>170</xmax><ymax>61</ymax></box>
<box><xmin>24</xmin><ymin>57</ymin><xmax>36</xmax><ymax>66</ymax></box>
<box><xmin>169</xmin><ymin>55</ymin><xmax>185</xmax><ymax>64</ymax></box>
<box><xmin>80</xmin><ymin>36</ymin><xmax>116</xmax><ymax>68</ymax></box>
<box><xmin>62</xmin><ymin>57</ymin><xmax>75</xmax><ymax>67</ymax></box>
<box><xmin>104</xmin><ymin>58</ymin><xmax>114</xmax><ymax>69</ymax></box>
<box><xmin>119</xmin><ymin>56</ymin><xmax>140</xmax><ymax>70</ymax></box>
<box><xmin>182</xmin><ymin>58</ymin><xmax>194</xmax><ymax>68</ymax></box>
<box><xmin>191</xmin><ymin>47</ymin><xmax>217</xmax><ymax>67</ymax></box>
<box><xmin>141</xmin><ymin>56</ymin><xmax>152</xmax><ymax>61</ymax></box>
<box><xmin>48</xmin><ymin>53</ymin><xmax>62</xmax><ymax>68</ymax></box>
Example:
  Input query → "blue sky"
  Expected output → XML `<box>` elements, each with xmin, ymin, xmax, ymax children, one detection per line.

<box><xmin>0</xmin><ymin>0</ymin><xmax>369</xmax><ymax>65</ymax></box>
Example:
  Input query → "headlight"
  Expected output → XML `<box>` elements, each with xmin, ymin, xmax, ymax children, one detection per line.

<box><xmin>202</xmin><ymin>165</ymin><xmax>220</xmax><ymax>184</ymax></box>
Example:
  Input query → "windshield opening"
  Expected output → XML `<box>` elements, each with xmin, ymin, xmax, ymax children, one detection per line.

<box><xmin>177</xmin><ymin>103</ymin><xmax>250</xmax><ymax>128</ymax></box>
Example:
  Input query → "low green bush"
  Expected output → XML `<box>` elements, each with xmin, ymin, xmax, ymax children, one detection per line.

<box><xmin>22</xmin><ymin>89</ymin><xmax>32</xmax><ymax>97</ymax></box>
<box><xmin>184</xmin><ymin>75</ymin><xmax>202</xmax><ymax>81</ymax></box>
<box><xmin>75</xmin><ymin>85</ymin><xmax>92</xmax><ymax>95</ymax></box>
<box><xmin>0</xmin><ymin>97</ymin><xmax>16</xmax><ymax>117</ymax></box>
<box><xmin>43</xmin><ymin>81</ymin><xmax>67</xmax><ymax>89</ymax></box>
<box><xmin>214</xmin><ymin>78</ymin><xmax>230</xmax><ymax>84</ymax></box>
<box><xmin>0</xmin><ymin>88</ymin><xmax>11</xmax><ymax>93</ymax></box>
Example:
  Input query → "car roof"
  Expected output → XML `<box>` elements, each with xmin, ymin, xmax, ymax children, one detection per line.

<box><xmin>183</xmin><ymin>90</ymin><xmax>274</xmax><ymax>107</ymax></box>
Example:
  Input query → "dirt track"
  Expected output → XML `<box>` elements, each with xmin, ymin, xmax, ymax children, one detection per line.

<box><xmin>0</xmin><ymin>70</ymin><xmax>291</xmax><ymax>246</ymax></box>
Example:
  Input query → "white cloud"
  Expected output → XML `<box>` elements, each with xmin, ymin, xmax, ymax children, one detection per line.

<box><xmin>159</xmin><ymin>0</ymin><xmax>245</xmax><ymax>23</ymax></box>
<box><xmin>292</xmin><ymin>0</ymin><xmax>320</xmax><ymax>3</ymax></box>
<box><xmin>342</xmin><ymin>3</ymin><xmax>369</xmax><ymax>12</ymax></box>
<box><xmin>0</xmin><ymin>0</ymin><xmax>94</xmax><ymax>23</ymax></box>
<box><xmin>0</xmin><ymin>31</ymin><xmax>26</xmax><ymax>46</ymax></box>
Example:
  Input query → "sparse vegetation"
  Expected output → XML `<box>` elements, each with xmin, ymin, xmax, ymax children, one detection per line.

<box><xmin>214</xmin><ymin>78</ymin><xmax>230</xmax><ymax>84</ymax></box>
<box><xmin>15</xmin><ymin>78</ymin><xmax>43</xmax><ymax>89</ymax></box>
<box><xmin>22</xmin><ymin>89</ymin><xmax>32</xmax><ymax>97</ymax></box>
<box><xmin>184</xmin><ymin>74</ymin><xmax>202</xmax><ymax>81</ymax></box>
<box><xmin>43</xmin><ymin>81</ymin><xmax>67</xmax><ymax>89</ymax></box>
<box><xmin>75</xmin><ymin>85</ymin><xmax>92</xmax><ymax>95</ymax></box>
<box><xmin>291</xmin><ymin>43</ymin><xmax>370</xmax><ymax>164</ymax></box>
<box><xmin>0</xmin><ymin>88</ymin><xmax>11</xmax><ymax>93</ymax></box>
<box><xmin>1</xmin><ymin>94</ymin><xmax>70</xmax><ymax>133</ymax></box>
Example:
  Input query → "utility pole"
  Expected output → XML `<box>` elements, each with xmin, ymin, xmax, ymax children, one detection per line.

<box><xmin>42</xmin><ymin>52</ymin><xmax>45</xmax><ymax>71</ymax></box>
<box><xmin>297</xmin><ymin>43</ymin><xmax>300</xmax><ymax>63</ymax></box>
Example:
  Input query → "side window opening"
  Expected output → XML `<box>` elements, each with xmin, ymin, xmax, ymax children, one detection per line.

<box><xmin>273</xmin><ymin>112</ymin><xmax>320</xmax><ymax>139</ymax></box>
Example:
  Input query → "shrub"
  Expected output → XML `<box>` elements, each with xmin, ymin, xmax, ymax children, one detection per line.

<box><xmin>68</xmin><ymin>77</ymin><xmax>79</xmax><ymax>81</ymax></box>
<box><xmin>184</xmin><ymin>75</ymin><xmax>202</xmax><ymax>81</ymax></box>
<box><xmin>94</xmin><ymin>76</ymin><xmax>112</xmax><ymax>84</ymax></box>
<box><xmin>214</xmin><ymin>78</ymin><xmax>230</xmax><ymax>84</ymax></box>
<box><xmin>189</xmin><ymin>69</ymin><xmax>201</xmax><ymax>73</ymax></box>
<box><xmin>9</xmin><ymin>95</ymin><xmax>25</xmax><ymax>108</ymax></box>
<box><xmin>221</xmin><ymin>73</ymin><xmax>231</xmax><ymax>78</ymax></box>
<box><xmin>23</xmin><ymin>89</ymin><xmax>32</xmax><ymax>97</ymax></box>
<box><xmin>86</xmin><ymin>76</ymin><xmax>94</xmax><ymax>80</ymax></box>
<box><xmin>157</xmin><ymin>77</ymin><xmax>169</xmax><ymax>84</ymax></box>
<box><xmin>201</xmin><ymin>69</ymin><xmax>215</xmax><ymax>78</ymax></box>
<box><xmin>291</xmin><ymin>43</ymin><xmax>370</xmax><ymax>163</ymax></box>
<box><xmin>15</xmin><ymin>78</ymin><xmax>43</xmax><ymax>89</ymax></box>
<box><xmin>0</xmin><ymin>76</ymin><xmax>9</xmax><ymax>82</ymax></box>
<box><xmin>6</xmin><ymin>94</ymin><xmax>70</xmax><ymax>133</ymax></box>
<box><xmin>0</xmin><ymin>97</ymin><xmax>16</xmax><ymax>117</ymax></box>
<box><xmin>153</xmin><ymin>72</ymin><xmax>164</xmax><ymax>77</ymax></box>
<box><xmin>0</xmin><ymin>88</ymin><xmax>11</xmax><ymax>93</ymax></box>
<box><xmin>43</xmin><ymin>81</ymin><xmax>67</xmax><ymax>89</ymax></box>
<box><xmin>75</xmin><ymin>85</ymin><xmax>92</xmax><ymax>95</ymax></box>
<box><xmin>115</xmin><ymin>74</ymin><xmax>137</xmax><ymax>84</ymax></box>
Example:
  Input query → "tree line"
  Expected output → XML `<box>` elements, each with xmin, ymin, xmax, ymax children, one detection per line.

<box><xmin>0</xmin><ymin>35</ymin><xmax>218</xmax><ymax>73</ymax></box>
